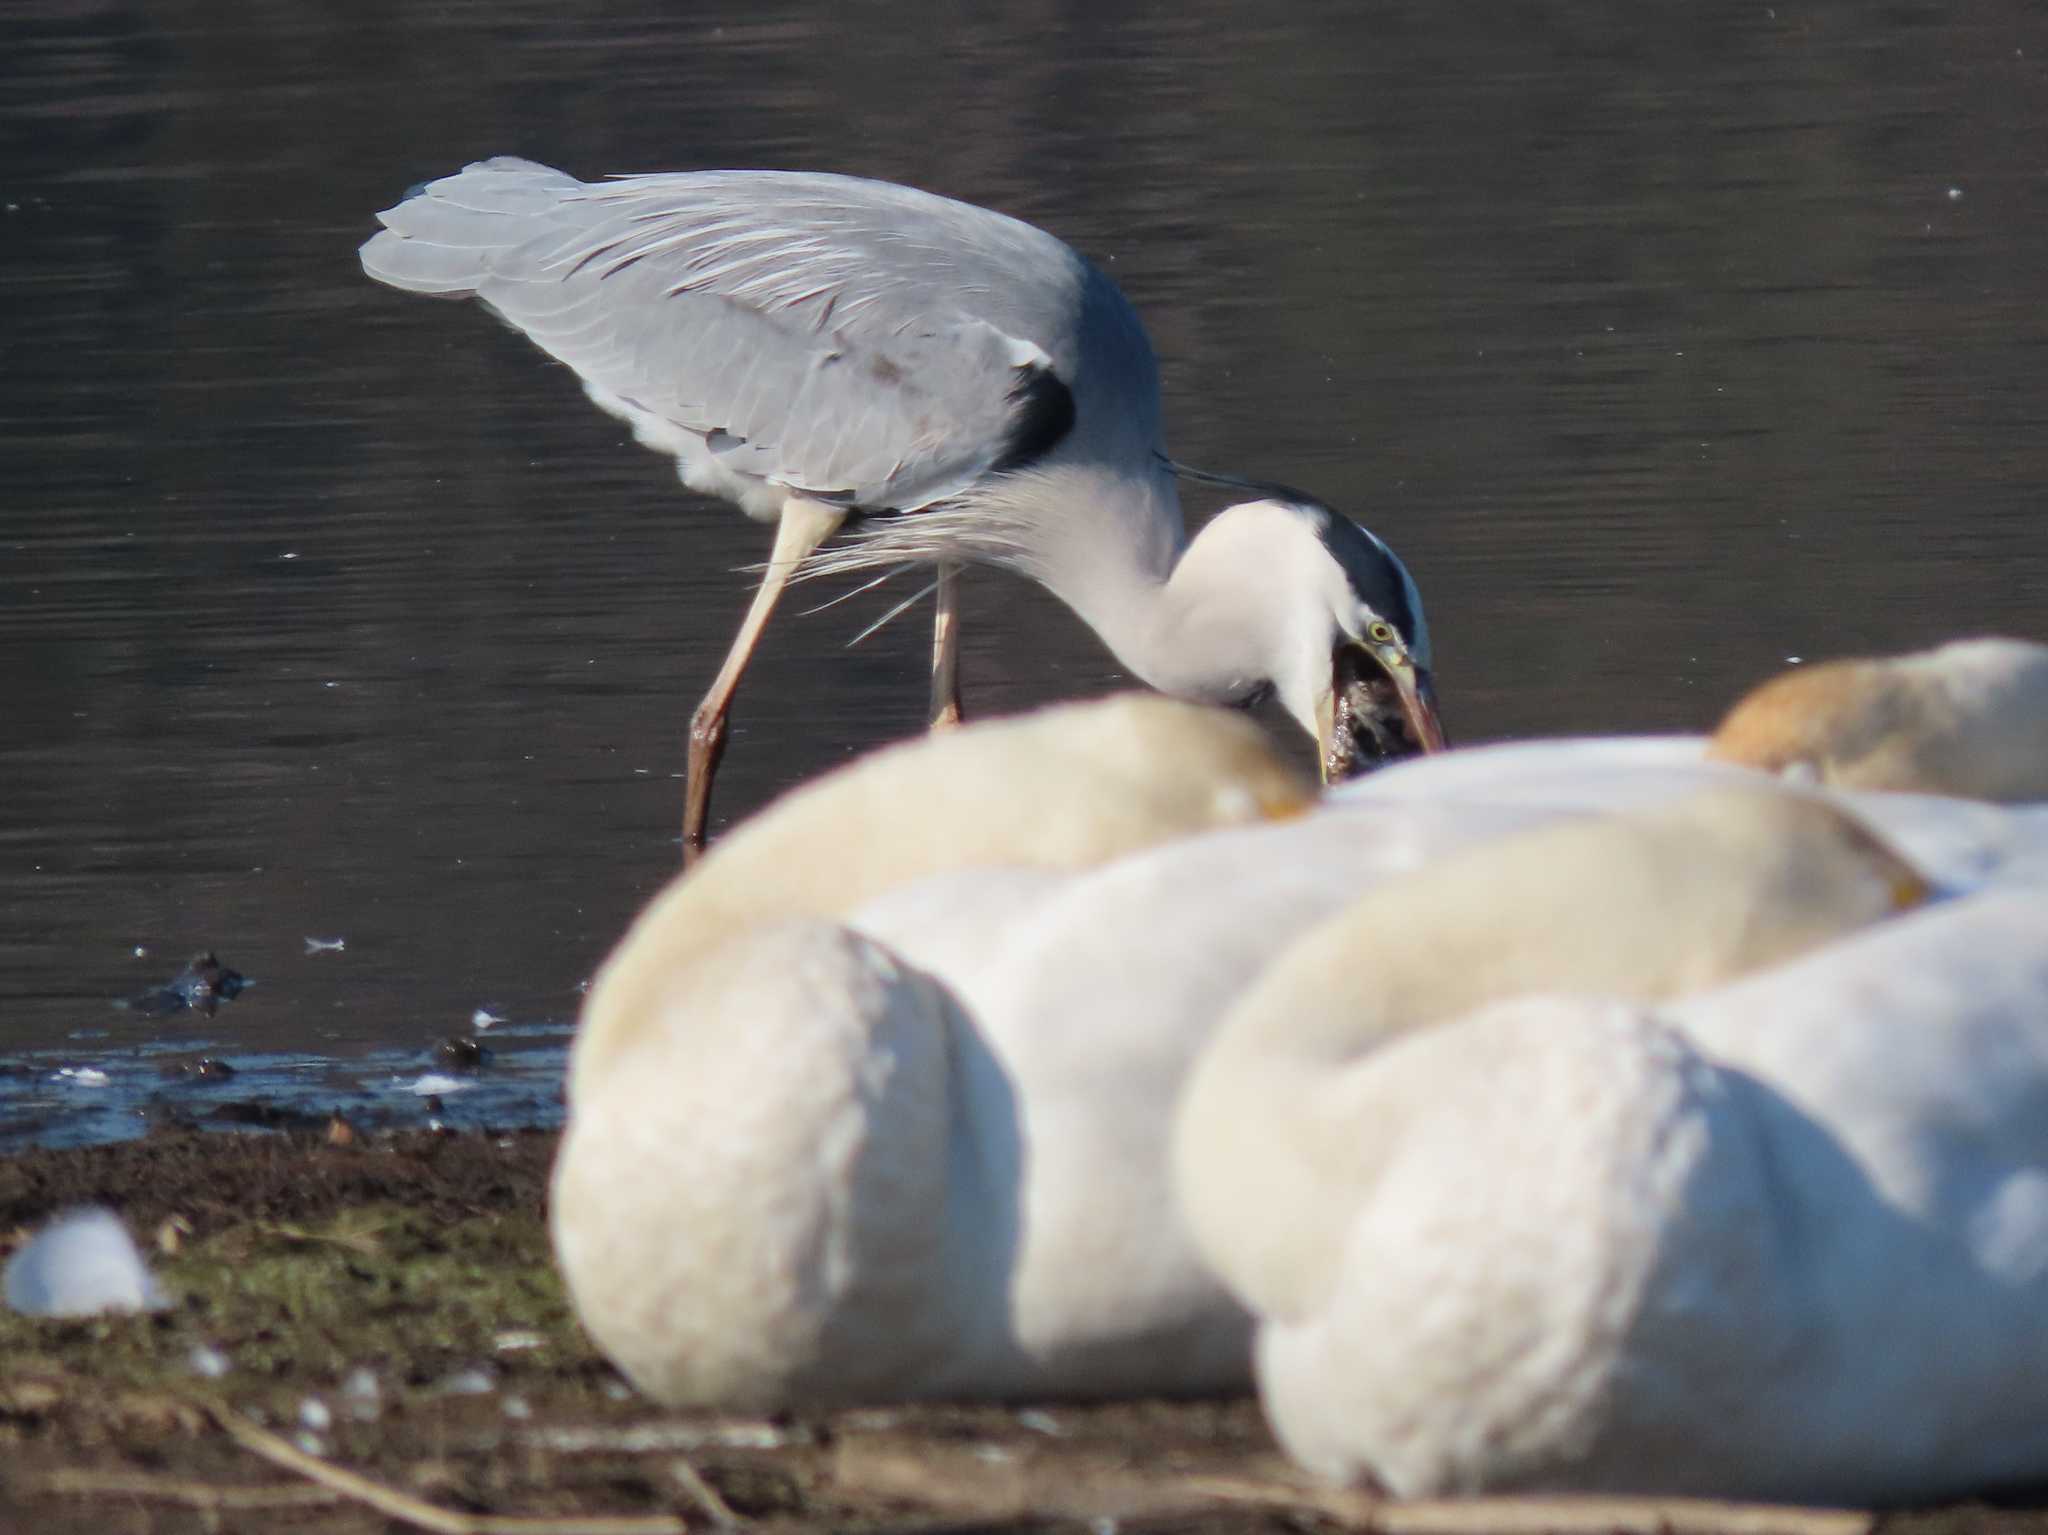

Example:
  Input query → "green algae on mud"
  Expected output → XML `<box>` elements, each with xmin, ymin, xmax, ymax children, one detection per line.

<box><xmin>0</xmin><ymin>1130</ymin><xmax>674</xmax><ymax>1531</ymax></box>
<box><xmin>0</xmin><ymin>1130</ymin><xmax>575</xmax><ymax>1399</ymax></box>
<box><xmin>0</xmin><ymin>1203</ymin><xmax>571</xmax><ymax>1394</ymax></box>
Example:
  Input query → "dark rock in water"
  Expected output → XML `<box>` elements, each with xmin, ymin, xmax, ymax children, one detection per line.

<box><xmin>123</xmin><ymin>952</ymin><xmax>250</xmax><ymax>1018</ymax></box>
<box><xmin>139</xmin><ymin>1103</ymin><xmax>196</xmax><ymax>1134</ymax></box>
<box><xmin>434</xmin><ymin>1036</ymin><xmax>494</xmax><ymax>1073</ymax></box>
<box><xmin>204</xmin><ymin>1099</ymin><xmax>331</xmax><ymax>1133</ymax></box>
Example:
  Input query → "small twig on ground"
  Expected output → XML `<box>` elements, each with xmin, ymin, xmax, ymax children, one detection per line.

<box><xmin>248</xmin><ymin>1219</ymin><xmax>386</xmax><ymax>1257</ymax></box>
<box><xmin>30</xmin><ymin>1467</ymin><xmax>338</xmax><ymax>1511</ymax></box>
<box><xmin>198</xmin><ymin>1395</ymin><xmax>689</xmax><ymax>1535</ymax></box>
<box><xmin>669</xmin><ymin>1459</ymin><xmax>742</xmax><ymax>1528</ymax></box>
<box><xmin>828</xmin><ymin>1434</ymin><xmax>1876</xmax><ymax>1535</ymax></box>
<box><xmin>1181</xmin><ymin>1475</ymin><xmax>1876</xmax><ymax>1535</ymax></box>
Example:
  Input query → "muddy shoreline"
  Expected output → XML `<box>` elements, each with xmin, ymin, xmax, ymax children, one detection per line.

<box><xmin>0</xmin><ymin>1128</ymin><xmax>2026</xmax><ymax>1534</ymax></box>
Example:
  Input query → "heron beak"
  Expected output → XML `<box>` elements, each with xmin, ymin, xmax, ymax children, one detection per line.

<box><xmin>1317</xmin><ymin>644</ymin><xmax>1450</xmax><ymax>783</ymax></box>
<box><xmin>1387</xmin><ymin>658</ymin><xmax>1449</xmax><ymax>754</ymax></box>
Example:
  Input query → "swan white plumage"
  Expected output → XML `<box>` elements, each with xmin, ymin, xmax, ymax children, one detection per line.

<box><xmin>1708</xmin><ymin>636</ymin><xmax>2048</xmax><ymax>801</ymax></box>
<box><xmin>1331</xmin><ymin>637</ymin><xmax>2048</xmax><ymax>890</ymax></box>
<box><xmin>1172</xmin><ymin>787</ymin><xmax>1948</xmax><ymax>1498</ymax></box>
<box><xmin>556</xmin><ymin>636</ymin><xmax>2048</xmax><ymax>1419</ymax></box>
<box><xmin>1173</xmin><ymin>787</ymin><xmax>1929</xmax><ymax>1317</ymax></box>
<box><xmin>553</xmin><ymin>692</ymin><xmax>1338</xmax><ymax>1407</ymax></box>
<box><xmin>556</xmin><ymin>684</ymin><xmax>1637</xmax><ymax>1407</ymax></box>
<box><xmin>1335</xmin><ymin>642</ymin><xmax>2048</xmax><ymax>819</ymax></box>
<box><xmin>1335</xmin><ymin>732</ymin><xmax>2048</xmax><ymax>892</ymax></box>
<box><xmin>563</xmin><ymin>690</ymin><xmax>1310</xmax><ymax>1103</ymax></box>
<box><xmin>873</xmin><ymin>670</ymin><xmax>2041</xmax><ymax>1360</ymax></box>
<box><xmin>1232</xmin><ymin>888</ymin><xmax>2048</xmax><ymax>1505</ymax></box>
<box><xmin>836</xmin><ymin>796</ymin><xmax>1568</xmax><ymax>1388</ymax></box>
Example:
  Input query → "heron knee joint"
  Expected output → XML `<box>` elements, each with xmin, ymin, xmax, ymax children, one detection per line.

<box><xmin>689</xmin><ymin>710</ymin><xmax>728</xmax><ymax>752</ymax></box>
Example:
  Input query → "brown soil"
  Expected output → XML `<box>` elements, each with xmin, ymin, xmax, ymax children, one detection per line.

<box><xmin>0</xmin><ymin>1128</ymin><xmax>2031</xmax><ymax>1535</ymax></box>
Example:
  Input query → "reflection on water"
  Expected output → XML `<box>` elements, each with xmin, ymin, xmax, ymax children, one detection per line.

<box><xmin>3</xmin><ymin>3</ymin><xmax>2045</xmax><ymax>1141</ymax></box>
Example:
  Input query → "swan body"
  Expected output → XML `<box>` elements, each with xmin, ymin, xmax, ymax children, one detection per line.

<box><xmin>1185</xmin><ymin>641</ymin><xmax>2048</xmax><ymax>1497</ymax></box>
<box><xmin>557</xmin><ymin>919</ymin><xmax>977</xmax><ymax>1404</ymax></box>
<box><xmin>1709</xmin><ymin>637</ymin><xmax>2048</xmax><ymax>800</ymax></box>
<box><xmin>836</xmin><ymin>799</ymin><xmax>1569</xmax><ymax>1386</ymax></box>
<box><xmin>1338</xmin><ymin>733</ymin><xmax>2048</xmax><ymax>892</ymax></box>
<box><xmin>556</xmin><ymin>694</ymin><xmax>1348</xmax><ymax>1406</ymax></box>
<box><xmin>559</xmin><ymin>688</ymin><xmax>1645</xmax><ymax>1407</ymax></box>
<box><xmin>557</xmin><ymin>637</ymin><xmax>2048</xmax><ymax>1421</ymax></box>
<box><xmin>1174</xmin><ymin>788</ymin><xmax>1926</xmax><ymax>1330</ymax></box>
<box><xmin>1334</xmin><ymin>639</ymin><xmax>2048</xmax><ymax>883</ymax></box>
<box><xmin>568</xmin><ymin>692</ymin><xmax>1308</xmax><ymax>1100</ymax></box>
<box><xmin>1244</xmin><ymin>890</ymin><xmax>2048</xmax><ymax>1504</ymax></box>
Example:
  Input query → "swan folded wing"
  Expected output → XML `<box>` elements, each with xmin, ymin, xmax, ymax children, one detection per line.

<box><xmin>1676</xmin><ymin>891</ymin><xmax>2048</xmax><ymax>1217</ymax></box>
<box><xmin>363</xmin><ymin>160</ymin><xmax>1093</xmax><ymax>514</ymax></box>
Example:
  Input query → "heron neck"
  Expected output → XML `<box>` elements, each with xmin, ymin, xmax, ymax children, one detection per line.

<box><xmin>1004</xmin><ymin>466</ymin><xmax>1280</xmax><ymax>708</ymax></box>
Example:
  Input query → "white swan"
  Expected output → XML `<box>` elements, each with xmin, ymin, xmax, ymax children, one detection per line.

<box><xmin>1708</xmin><ymin>636</ymin><xmax>2048</xmax><ymax>800</ymax></box>
<box><xmin>837</xmin><ymin>636</ymin><xmax>2048</xmax><ymax>1370</ymax></box>
<box><xmin>1330</xmin><ymin>638</ymin><xmax>2048</xmax><ymax>889</ymax></box>
<box><xmin>1172</xmin><ymin>788</ymin><xmax>1941</xmax><ymax>1497</ymax></box>
<box><xmin>1336</xmin><ymin>733</ymin><xmax>2048</xmax><ymax>893</ymax></box>
<box><xmin>564</xmin><ymin>690</ymin><xmax>1310</xmax><ymax>1104</ymax></box>
<box><xmin>1222</xmin><ymin>887</ymin><xmax>2048</xmax><ymax>1505</ymax></box>
<box><xmin>556</xmin><ymin>684</ymin><xmax>1628</xmax><ymax>1409</ymax></box>
<box><xmin>553</xmin><ymin>693</ymin><xmax>1333</xmax><ymax>1408</ymax></box>
<box><xmin>833</xmin><ymin>797</ymin><xmax>1564</xmax><ymax>1390</ymax></box>
<box><xmin>555</xmin><ymin>637</ymin><xmax>2048</xmax><ymax>1418</ymax></box>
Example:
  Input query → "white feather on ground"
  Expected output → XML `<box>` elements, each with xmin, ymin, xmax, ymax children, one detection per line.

<box><xmin>4</xmin><ymin>1206</ymin><xmax>169</xmax><ymax>1317</ymax></box>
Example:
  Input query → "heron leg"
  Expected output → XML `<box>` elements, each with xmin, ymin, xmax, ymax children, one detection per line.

<box><xmin>684</xmin><ymin>498</ymin><xmax>847</xmax><ymax>865</ymax></box>
<box><xmin>929</xmin><ymin>560</ymin><xmax>964</xmax><ymax>730</ymax></box>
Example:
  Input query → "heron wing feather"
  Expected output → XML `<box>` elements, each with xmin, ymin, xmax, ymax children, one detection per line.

<box><xmin>361</xmin><ymin>158</ymin><xmax>1105</xmax><ymax>511</ymax></box>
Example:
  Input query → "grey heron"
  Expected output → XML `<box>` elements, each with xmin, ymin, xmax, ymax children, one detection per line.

<box><xmin>359</xmin><ymin>157</ymin><xmax>1446</xmax><ymax>860</ymax></box>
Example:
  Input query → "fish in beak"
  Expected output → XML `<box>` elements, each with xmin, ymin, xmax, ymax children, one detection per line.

<box><xmin>1316</xmin><ymin>642</ymin><xmax>1449</xmax><ymax>783</ymax></box>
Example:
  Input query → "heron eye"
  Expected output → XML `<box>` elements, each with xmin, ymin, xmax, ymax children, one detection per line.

<box><xmin>1368</xmin><ymin>621</ymin><xmax>1397</xmax><ymax>646</ymax></box>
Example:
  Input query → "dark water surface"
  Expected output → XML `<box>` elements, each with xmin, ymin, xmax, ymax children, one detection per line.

<box><xmin>4</xmin><ymin>4</ymin><xmax>2045</xmax><ymax>1143</ymax></box>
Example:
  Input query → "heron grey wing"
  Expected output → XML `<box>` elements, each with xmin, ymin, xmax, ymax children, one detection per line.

<box><xmin>508</xmin><ymin>255</ymin><xmax>1055</xmax><ymax>505</ymax></box>
<box><xmin>362</xmin><ymin>161</ymin><xmax>1096</xmax><ymax>510</ymax></box>
<box><xmin>360</xmin><ymin>157</ymin><xmax>586</xmax><ymax>291</ymax></box>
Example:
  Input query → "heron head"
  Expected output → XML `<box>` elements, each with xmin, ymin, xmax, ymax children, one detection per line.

<box><xmin>1319</xmin><ymin>620</ymin><xmax>1446</xmax><ymax>781</ymax></box>
<box><xmin>1122</xmin><ymin>468</ymin><xmax>1451</xmax><ymax>782</ymax></box>
<box><xmin>1287</xmin><ymin>501</ymin><xmax>1448</xmax><ymax>782</ymax></box>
